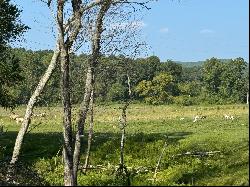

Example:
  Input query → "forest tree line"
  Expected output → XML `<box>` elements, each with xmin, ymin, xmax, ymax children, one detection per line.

<box><xmin>3</xmin><ymin>47</ymin><xmax>249</xmax><ymax>107</ymax></box>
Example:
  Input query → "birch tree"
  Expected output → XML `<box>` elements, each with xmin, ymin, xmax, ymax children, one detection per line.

<box><xmin>82</xmin><ymin>88</ymin><xmax>94</xmax><ymax>174</ymax></box>
<box><xmin>7</xmin><ymin>0</ymin><xmax>103</xmax><ymax>183</ymax></box>
<box><xmin>72</xmin><ymin>1</ymin><xmax>150</xmax><ymax>183</ymax></box>
<box><xmin>73</xmin><ymin>2</ymin><xmax>112</xmax><ymax>184</ymax></box>
<box><xmin>8</xmin><ymin>0</ymin><xmax>152</xmax><ymax>185</ymax></box>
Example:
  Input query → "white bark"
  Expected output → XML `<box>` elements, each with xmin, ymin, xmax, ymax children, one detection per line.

<box><xmin>9</xmin><ymin>43</ymin><xmax>60</xmax><ymax>166</ymax></box>
<box><xmin>247</xmin><ymin>92</ymin><xmax>249</xmax><ymax>105</ymax></box>
<box><xmin>82</xmin><ymin>88</ymin><xmax>94</xmax><ymax>174</ymax></box>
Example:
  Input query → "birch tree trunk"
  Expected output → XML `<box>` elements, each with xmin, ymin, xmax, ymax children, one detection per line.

<box><xmin>119</xmin><ymin>103</ymin><xmax>128</xmax><ymax>168</ymax></box>
<box><xmin>8</xmin><ymin>43</ymin><xmax>60</xmax><ymax>169</ymax></box>
<box><xmin>73</xmin><ymin>1</ymin><xmax>112</xmax><ymax>184</ymax></box>
<box><xmin>153</xmin><ymin>141</ymin><xmax>167</xmax><ymax>180</ymax></box>
<box><xmin>60</xmin><ymin>48</ymin><xmax>74</xmax><ymax>186</ymax></box>
<box><xmin>57</xmin><ymin>0</ymin><xmax>75</xmax><ymax>185</ymax></box>
<box><xmin>73</xmin><ymin>65</ymin><xmax>94</xmax><ymax>184</ymax></box>
<box><xmin>119</xmin><ymin>75</ymin><xmax>131</xmax><ymax>169</ymax></box>
<box><xmin>247</xmin><ymin>92</ymin><xmax>249</xmax><ymax>105</ymax></box>
<box><xmin>82</xmin><ymin>88</ymin><xmax>94</xmax><ymax>174</ymax></box>
<box><xmin>8</xmin><ymin>1</ymin><xmax>84</xmax><ymax>183</ymax></box>
<box><xmin>116</xmin><ymin>74</ymin><xmax>131</xmax><ymax>186</ymax></box>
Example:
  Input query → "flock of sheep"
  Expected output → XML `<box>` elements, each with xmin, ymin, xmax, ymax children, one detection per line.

<box><xmin>8</xmin><ymin>112</ymin><xmax>236</xmax><ymax>124</ymax></box>
<box><xmin>179</xmin><ymin>114</ymin><xmax>236</xmax><ymax>122</ymax></box>
<box><xmin>9</xmin><ymin>112</ymin><xmax>46</xmax><ymax>124</ymax></box>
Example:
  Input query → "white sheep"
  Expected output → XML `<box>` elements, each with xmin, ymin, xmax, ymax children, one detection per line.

<box><xmin>38</xmin><ymin>113</ymin><xmax>46</xmax><ymax>117</ymax></box>
<box><xmin>193</xmin><ymin>115</ymin><xmax>200</xmax><ymax>122</ymax></box>
<box><xmin>224</xmin><ymin>114</ymin><xmax>234</xmax><ymax>120</ymax></box>
<box><xmin>224</xmin><ymin>114</ymin><xmax>230</xmax><ymax>120</ymax></box>
<box><xmin>10</xmin><ymin>114</ymin><xmax>19</xmax><ymax>120</ymax></box>
<box><xmin>33</xmin><ymin>112</ymin><xmax>46</xmax><ymax>117</ymax></box>
<box><xmin>193</xmin><ymin>115</ymin><xmax>207</xmax><ymax>122</ymax></box>
<box><xmin>200</xmin><ymin>115</ymin><xmax>207</xmax><ymax>119</ymax></box>
<box><xmin>16</xmin><ymin>117</ymin><xmax>24</xmax><ymax>124</ymax></box>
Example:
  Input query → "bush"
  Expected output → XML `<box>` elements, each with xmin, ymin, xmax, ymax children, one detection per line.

<box><xmin>107</xmin><ymin>82</ymin><xmax>127</xmax><ymax>102</ymax></box>
<box><xmin>174</xmin><ymin>95</ymin><xmax>195</xmax><ymax>106</ymax></box>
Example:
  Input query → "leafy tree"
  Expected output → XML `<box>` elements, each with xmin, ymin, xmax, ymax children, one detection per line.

<box><xmin>202</xmin><ymin>57</ymin><xmax>223</xmax><ymax>102</ymax></box>
<box><xmin>0</xmin><ymin>0</ymin><xmax>29</xmax><ymax>108</ymax></box>
<box><xmin>0</xmin><ymin>0</ymin><xmax>29</xmax><ymax>49</ymax></box>
<box><xmin>219</xmin><ymin>58</ymin><xmax>248</xmax><ymax>103</ymax></box>
<box><xmin>182</xmin><ymin>65</ymin><xmax>203</xmax><ymax>82</ymax></box>
<box><xmin>0</xmin><ymin>50</ymin><xmax>23</xmax><ymax>108</ymax></box>
<box><xmin>70</xmin><ymin>54</ymin><xmax>88</xmax><ymax>104</ymax></box>
<box><xmin>135</xmin><ymin>56</ymin><xmax>161</xmax><ymax>82</ymax></box>
<box><xmin>135</xmin><ymin>73</ymin><xmax>175</xmax><ymax>104</ymax></box>
<box><xmin>107</xmin><ymin>82</ymin><xmax>127</xmax><ymax>102</ymax></box>
<box><xmin>95</xmin><ymin>56</ymin><xmax>119</xmax><ymax>101</ymax></box>
<box><xmin>158</xmin><ymin>60</ymin><xmax>183</xmax><ymax>82</ymax></box>
<box><xmin>174</xmin><ymin>81</ymin><xmax>202</xmax><ymax>106</ymax></box>
<box><xmin>178</xmin><ymin>81</ymin><xmax>201</xmax><ymax>97</ymax></box>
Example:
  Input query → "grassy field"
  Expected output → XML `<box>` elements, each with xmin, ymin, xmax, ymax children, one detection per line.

<box><xmin>0</xmin><ymin>103</ymin><xmax>249</xmax><ymax>186</ymax></box>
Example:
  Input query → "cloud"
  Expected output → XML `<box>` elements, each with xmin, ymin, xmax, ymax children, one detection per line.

<box><xmin>110</xmin><ymin>21</ymin><xmax>147</xmax><ymax>30</ymax></box>
<box><xmin>200</xmin><ymin>29</ymin><xmax>215</xmax><ymax>34</ymax></box>
<box><xmin>160</xmin><ymin>27</ymin><xmax>169</xmax><ymax>33</ymax></box>
<box><xmin>131</xmin><ymin>21</ymin><xmax>147</xmax><ymax>28</ymax></box>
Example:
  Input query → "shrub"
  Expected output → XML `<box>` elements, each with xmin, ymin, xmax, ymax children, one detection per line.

<box><xmin>174</xmin><ymin>95</ymin><xmax>195</xmax><ymax>106</ymax></box>
<box><xmin>107</xmin><ymin>82</ymin><xmax>127</xmax><ymax>102</ymax></box>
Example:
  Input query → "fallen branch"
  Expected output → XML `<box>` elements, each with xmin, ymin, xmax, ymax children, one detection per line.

<box><xmin>173</xmin><ymin>150</ymin><xmax>221</xmax><ymax>157</ymax></box>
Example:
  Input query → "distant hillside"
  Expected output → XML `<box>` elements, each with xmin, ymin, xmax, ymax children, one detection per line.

<box><xmin>174</xmin><ymin>61</ymin><xmax>205</xmax><ymax>67</ymax></box>
<box><xmin>174</xmin><ymin>59</ymin><xmax>234</xmax><ymax>67</ymax></box>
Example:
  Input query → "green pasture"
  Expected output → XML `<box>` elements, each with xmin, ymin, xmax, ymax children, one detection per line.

<box><xmin>0</xmin><ymin>104</ymin><xmax>249</xmax><ymax>186</ymax></box>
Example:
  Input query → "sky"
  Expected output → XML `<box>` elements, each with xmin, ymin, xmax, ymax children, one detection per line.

<box><xmin>12</xmin><ymin>0</ymin><xmax>249</xmax><ymax>62</ymax></box>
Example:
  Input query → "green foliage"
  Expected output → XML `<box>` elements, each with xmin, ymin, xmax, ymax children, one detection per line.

<box><xmin>219</xmin><ymin>58</ymin><xmax>248</xmax><ymax>103</ymax></box>
<box><xmin>202</xmin><ymin>57</ymin><xmax>223</xmax><ymax>95</ymax></box>
<box><xmin>107</xmin><ymin>82</ymin><xmax>128</xmax><ymax>102</ymax></box>
<box><xmin>0</xmin><ymin>50</ymin><xmax>24</xmax><ymax>108</ymax></box>
<box><xmin>158</xmin><ymin>60</ymin><xmax>183</xmax><ymax>82</ymax></box>
<box><xmin>0</xmin><ymin>104</ymin><xmax>248</xmax><ymax>186</ymax></box>
<box><xmin>174</xmin><ymin>95</ymin><xmax>195</xmax><ymax>106</ymax></box>
<box><xmin>202</xmin><ymin>57</ymin><xmax>248</xmax><ymax>104</ymax></box>
<box><xmin>0</xmin><ymin>0</ymin><xmax>28</xmax><ymax>108</ymax></box>
<box><xmin>182</xmin><ymin>65</ymin><xmax>203</xmax><ymax>82</ymax></box>
<box><xmin>178</xmin><ymin>81</ymin><xmax>201</xmax><ymax>97</ymax></box>
<box><xmin>0</xmin><ymin>0</ymin><xmax>29</xmax><ymax>48</ymax></box>
<box><xmin>136</xmin><ymin>56</ymin><xmax>161</xmax><ymax>81</ymax></box>
<box><xmin>1</xmin><ymin>46</ymin><xmax>248</xmax><ymax>106</ymax></box>
<box><xmin>135</xmin><ymin>73</ymin><xmax>175</xmax><ymax>104</ymax></box>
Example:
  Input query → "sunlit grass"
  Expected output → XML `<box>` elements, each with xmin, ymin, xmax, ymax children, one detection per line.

<box><xmin>0</xmin><ymin>104</ymin><xmax>248</xmax><ymax>186</ymax></box>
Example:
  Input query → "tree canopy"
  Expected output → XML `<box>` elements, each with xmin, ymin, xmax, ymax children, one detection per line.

<box><xmin>0</xmin><ymin>0</ymin><xmax>29</xmax><ymax>108</ymax></box>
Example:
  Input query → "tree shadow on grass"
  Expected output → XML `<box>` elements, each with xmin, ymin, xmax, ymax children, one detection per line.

<box><xmin>0</xmin><ymin>130</ymin><xmax>192</xmax><ymax>185</ymax></box>
<box><xmin>1</xmin><ymin>131</ymin><xmax>192</xmax><ymax>161</ymax></box>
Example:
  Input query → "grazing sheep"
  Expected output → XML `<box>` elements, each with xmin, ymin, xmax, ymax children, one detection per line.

<box><xmin>180</xmin><ymin>117</ymin><xmax>185</xmax><ymax>120</ymax></box>
<box><xmin>193</xmin><ymin>115</ymin><xmax>200</xmax><ymax>122</ymax></box>
<box><xmin>16</xmin><ymin>117</ymin><xmax>24</xmax><ymax>124</ymax></box>
<box><xmin>10</xmin><ymin>114</ymin><xmax>19</xmax><ymax>120</ymax></box>
<box><xmin>193</xmin><ymin>115</ymin><xmax>207</xmax><ymax>122</ymax></box>
<box><xmin>33</xmin><ymin>113</ymin><xmax>46</xmax><ymax>117</ymax></box>
<box><xmin>224</xmin><ymin>114</ymin><xmax>234</xmax><ymax>120</ymax></box>
<box><xmin>38</xmin><ymin>113</ymin><xmax>46</xmax><ymax>117</ymax></box>
<box><xmin>200</xmin><ymin>115</ymin><xmax>207</xmax><ymax>119</ymax></box>
<box><xmin>224</xmin><ymin>114</ymin><xmax>230</xmax><ymax>119</ymax></box>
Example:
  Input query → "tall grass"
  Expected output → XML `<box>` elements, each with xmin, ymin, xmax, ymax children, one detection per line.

<box><xmin>0</xmin><ymin>104</ymin><xmax>248</xmax><ymax>185</ymax></box>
